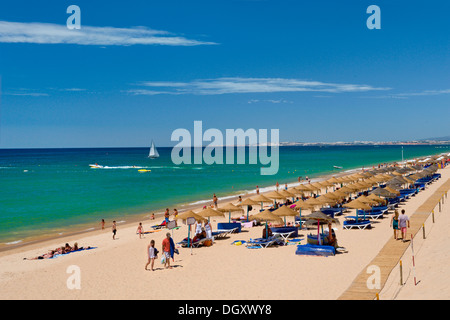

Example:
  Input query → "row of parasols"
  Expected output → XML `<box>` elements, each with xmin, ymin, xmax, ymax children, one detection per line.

<box><xmin>173</xmin><ymin>164</ymin><xmax>439</xmax><ymax>242</ymax></box>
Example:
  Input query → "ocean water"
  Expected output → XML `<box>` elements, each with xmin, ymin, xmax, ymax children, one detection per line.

<box><xmin>1</xmin><ymin>144</ymin><xmax>448</xmax><ymax>246</ymax></box>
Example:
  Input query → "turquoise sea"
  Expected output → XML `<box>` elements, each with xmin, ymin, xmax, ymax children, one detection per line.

<box><xmin>1</xmin><ymin>145</ymin><xmax>449</xmax><ymax>247</ymax></box>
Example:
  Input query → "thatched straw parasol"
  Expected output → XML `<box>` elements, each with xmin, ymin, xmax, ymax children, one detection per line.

<box><xmin>251</xmin><ymin>209</ymin><xmax>283</xmax><ymax>239</ymax></box>
<box><xmin>217</xmin><ymin>202</ymin><xmax>244</xmax><ymax>223</ymax></box>
<box><xmin>175</xmin><ymin>210</ymin><xmax>207</xmax><ymax>223</ymax></box>
<box><xmin>273</xmin><ymin>205</ymin><xmax>299</xmax><ymax>226</ymax></box>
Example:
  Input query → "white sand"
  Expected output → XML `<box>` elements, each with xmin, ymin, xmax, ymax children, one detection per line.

<box><xmin>0</xmin><ymin>166</ymin><xmax>448</xmax><ymax>300</ymax></box>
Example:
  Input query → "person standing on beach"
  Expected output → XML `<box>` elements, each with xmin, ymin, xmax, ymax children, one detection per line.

<box><xmin>398</xmin><ymin>210</ymin><xmax>410</xmax><ymax>242</ymax></box>
<box><xmin>391</xmin><ymin>210</ymin><xmax>400</xmax><ymax>240</ymax></box>
<box><xmin>162</xmin><ymin>233</ymin><xmax>173</xmax><ymax>269</ymax></box>
<box><xmin>276</xmin><ymin>182</ymin><xmax>279</xmax><ymax>191</ymax></box>
<box><xmin>164</xmin><ymin>208</ymin><xmax>170</xmax><ymax>225</ymax></box>
<box><xmin>101</xmin><ymin>219</ymin><xmax>105</xmax><ymax>230</ymax></box>
<box><xmin>256</xmin><ymin>186</ymin><xmax>259</xmax><ymax>194</ymax></box>
<box><xmin>137</xmin><ymin>222</ymin><xmax>144</xmax><ymax>239</ymax></box>
<box><xmin>112</xmin><ymin>221</ymin><xmax>117</xmax><ymax>240</ymax></box>
<box><xmin>213</xmin><ymin>193</ymin><xmax>218</xmax><ymax>208</ymax></box>
<box><xmin>145</xmin><ymin>240</ymin><xmax>157</xmax><ymax>271</ymax></box>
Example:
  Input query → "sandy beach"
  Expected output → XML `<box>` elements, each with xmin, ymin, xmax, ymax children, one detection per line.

<box><xmin>1</xmin><ymin>165</ymin><xmax>449</xmax><ymax>300</ymax></box>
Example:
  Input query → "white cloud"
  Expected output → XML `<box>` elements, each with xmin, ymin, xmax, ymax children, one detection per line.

<box><xmin>362</xmin><ymin>89</ymin><xmax>450</xmax><ymax>99</ymax></box>
<box><xmin>394</xmin><ymin>89</ymin><xmax>450</xmax><ymax>97</ymax></box>
<box><xmin>128</xmin><ymin>77</ymin><xmax>390</xmax><ymax>95</ymax></box>
<box><xmin>0</xmin><ymin>21</ymin><xmax>216</xmax><ymax>46</ymax></box>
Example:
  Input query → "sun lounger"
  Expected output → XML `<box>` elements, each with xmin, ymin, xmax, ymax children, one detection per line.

<box><xmin>177</xmin><ymin>237</ymin><xmax>213</xmax><ymax>248</ymax></box>
<box><xmin>343</xmin><ymin>217</ymin><xmax>371</xmax><ymax>230</ymax></box>
<box><xmin>295</xmin><ymin>244</ymin><xmax>335</xmax><ymax>257</ymax></box>
<box><xmin>245</xmin><ymin>234</ymin><xmax>283</xmax><ymax>249</ymax></box>
<box><xmin>212</xmin><ymin>227</ymin><xmax>238</xmax><ymax>239</ymax></box>
<box><xmin>356</xmin><ymin>209</ymin><xmax>384</xmax><ymax>220</ymax></box>
<box><xmin>272</xmin><ymin>230</ymin><xmax>295</xmax><ymax>244</ymax></box>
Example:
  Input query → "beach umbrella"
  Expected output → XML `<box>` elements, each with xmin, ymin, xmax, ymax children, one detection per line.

<box><xmin>251</xmin><ymin>209</ymin><xmax>283</xmax><ymax>239</ymax></box>
<box><xmin>278</xmin><ymin>189</ymin><xmax>295</xmax><ymax>198</ymax></box>
<box><xmin>316</xmin><ymin>194</ymin><xmax>337</xmax><ymax>205</ymax></box>
<box><xmin>238</xmin><ymin>198</ymin><xmax>259</xmax><ymax>221</ymax></box>
<box><xmin>175</xmin><ymin>210</ymin><xmax>207</xmax><ymax>223</ymax></box>
<box><xmin>175</xmin><ymin>210</ymin><xmax>208</xmax><ymax>247</ymax></box>
<box><xmin>291</xmin><ymin>199</ymin><xmax>316</xmax><ymax>229</ymax></box>
<box><xmin>295</xmin><ymin>184</ymin><xmax>312</xmax><ymax>192</ymax></box>
<box><xmin>367</xmin><ymin>193</ymin><xmax>387</xmax><ymax>205</ymax></box>
<box><xmin>301</xmin><ymin>211</ymin><xmax>340</xmax><ymax>245</ymax></box>
<box><xmin>370</xmin><ymin>187</ymin><xmax>397</xmax><ymax>198</ymax></box>
<box><xmin>272</xmin><ymin>205</ymin><xmax>298</xmax><ymax>226</ymax></box>
<box><xmin>384</xmin><ymin>186</ymin><xmax>401</xmax><ymax>195</ymax></box>
<box><xmin>197</xmin><ymin>207</ymin><xmax>224</xmax><ymax>222</ymax></box>
<box><xmin>311</xmin><ymin>182</ymin><xmax>325</xmax><ymax>193</ymax></box>
<box><xmin>217</xmin><ymin>202</ymin><xmax>244</xmax><ymax>223</ymax></box>
<box><xmin>356</xmin><ymin>195</ymin><xmax>379</xmax><ymax>206</ymax></box>
<box><xmin>327</xmin><ymin>177</ymin><xmax>341</xmax><ymax>185</ymax></box>
<box><xmin>265</xmin><ymin>191</ymin><xmax>286</xmax><ymax>199</ymax></box>
<box><xmin>343</xmin><ymin>199</ymin><xmax>371</xmax><ymax>221</ymax></box>
<box><xmin>251</xmin><ymin>194</ymin><xmax>274</xmax><ymax>210</ymax></box>
<box><xmin>304</xmin><ymin>197</ymin><xmax>324</xmax><ymax>209</ymax></box>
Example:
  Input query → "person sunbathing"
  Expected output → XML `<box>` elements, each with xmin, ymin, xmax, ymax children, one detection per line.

<box><xmin>24</xmin><ymin>250</ymin><xmax>55</xmax><ymax>260</ymax></box>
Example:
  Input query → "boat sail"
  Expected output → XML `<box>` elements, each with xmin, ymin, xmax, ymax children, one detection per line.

<box><xmin>148</xmin><ymin>140</ymin><xmax>159</xmax><ymax>159</ymax></box>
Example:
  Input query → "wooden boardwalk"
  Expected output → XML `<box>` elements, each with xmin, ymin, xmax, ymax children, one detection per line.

<box><xmin>337</xmin><ymin>177</ymin><xmax>450</xmax><ymax>300</ymax></box>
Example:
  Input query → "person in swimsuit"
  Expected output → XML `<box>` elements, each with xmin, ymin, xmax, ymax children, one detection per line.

<box><xmin>213</xmin><ymin>194</ymin><xmax>218</xmax><ymax>208</ymax></box>
<box><xmin>112</xmin><ymin>221</ymin><xmax>117</xmax><ymax>240</ymax></box>
<box><xmin>137</xmin><ymin>222</ymin><xmax>144</xmax><ymax>239</ymax></box>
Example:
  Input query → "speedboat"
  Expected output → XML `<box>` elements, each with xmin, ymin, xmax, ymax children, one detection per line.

<box><xmin>89</xmin><ymin>164</ymin><xmax>104</xmax><ymax>169</ymax></box>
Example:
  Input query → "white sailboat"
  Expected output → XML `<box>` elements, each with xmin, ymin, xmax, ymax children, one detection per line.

<box><xmin>148</xmin><ymin>140</ymin><xmax>159</xmax><ymax>159</ymax></box>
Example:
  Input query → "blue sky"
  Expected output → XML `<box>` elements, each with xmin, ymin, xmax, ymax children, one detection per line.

<box><xmin>0</xmin><ymin>0</ymin><xmax>449</xmax><ymax>148</ymax></box>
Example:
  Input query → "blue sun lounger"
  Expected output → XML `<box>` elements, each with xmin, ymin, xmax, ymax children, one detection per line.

<box><xmin>245</xmin><ymin>234</ymin><xmax>283</xmax><ymax>249</ymax></box>
<box><xmin>295</xmin><ymin>244</ymin><xmax>335</xmax><ymax>257</ymax></box>
<box><xmin>343</xmin><ymin>217</ymin><xmax>371</xmax><ymax>230</ymax></box>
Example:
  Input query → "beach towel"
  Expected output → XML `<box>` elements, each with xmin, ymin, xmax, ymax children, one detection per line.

<box><xmin>169</xmin><ymin>237</ymin><xmax>179</xmax><ymax>259</ymax></box>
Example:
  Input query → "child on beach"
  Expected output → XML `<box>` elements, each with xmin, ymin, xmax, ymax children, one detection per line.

<box><xmin>145</xmin><ymin>240</ymin><xmax>157</xmax><ymax>271</ymax></box>
<box><xmin>137</xmin><ymin>222</ymin><xmax>144</xmax><ymax>239</ymax></box>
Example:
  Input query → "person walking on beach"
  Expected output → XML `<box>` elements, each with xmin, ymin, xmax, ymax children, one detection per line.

<box><xmin>162</xmin><ymin>233</ymin><xmax>173</xmax><ymax>269</ymax></box>
<box><xmin>145</xmin><ymin>240</ymin><xmax>157</xmax><ymax>271</ymax></box>
<box><xmin>112</xmin><ymin>221</ymin><xmax>117</xmax><ymax>240</ymax></box>
<box><xmin>391</xmin><ymin>210</ymin><xmax>400</xmax><ymax>240</ymax></box>
<box><xmin>398</xmin><ymin>209</ymin><xmax>410</xmax><ymax>242</ymax></box>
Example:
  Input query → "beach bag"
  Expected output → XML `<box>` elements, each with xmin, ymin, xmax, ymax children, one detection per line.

<box><xmin>161</xmin><ymin>255</ymin><xmax>166</xmax><ymax>264</ymax></box>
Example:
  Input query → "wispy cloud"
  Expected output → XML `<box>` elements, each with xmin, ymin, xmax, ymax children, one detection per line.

<box><xmin>394</xmin><ymin>89</ymin><xmax>450</xmax><ymax>97</ymax></box>
<box><xmin>0</xmin><ymin>21</ymin><xmax>216</xmax><ymax>46</ymax></box>
<box><xmin>3</xmin><ymin>92</ymin><xmax>49</xmax><ymax>97</ymax></box>
<box><xmin>248</xmin><ymin>98</ymin><xmax>293</xmax><ymax>104</ymax></box>
<box><xmin>362</xmin><ymin>89</ymin><xmax>450</xmax><ymax>99</ymax></box>
<box><xmin>127</xmin><ymin>77</ymin><xmax>390</xmax><ymax>95</ymax></box>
